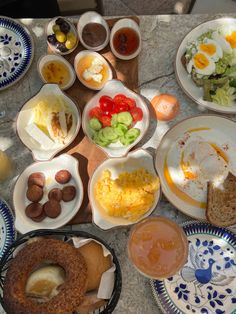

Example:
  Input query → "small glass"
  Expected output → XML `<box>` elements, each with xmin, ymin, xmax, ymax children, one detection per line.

<box><xmin>127</xmin><ymin>216</ymin><xmax>188</xmax><ymax>280</ymax></box>
<box><xmin>0</xmin><ymin>150</ymin><xmax>14</xmax><ymax>182</ymax></box>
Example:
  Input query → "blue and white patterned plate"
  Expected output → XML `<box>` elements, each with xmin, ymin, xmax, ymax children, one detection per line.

<box><xmin>0</xmin><ymin>16</ymin><xmax>34</xmax><ymax>91</ymax></box>
<box><xmin>151</xmin><ymin>221</ymin><xmax>236</xmax><ymax>314</ymax></box>
<box><xmin>0</xmin><ymin>198</ymin><xmax>15</xmax><ymax>258</ymax></box>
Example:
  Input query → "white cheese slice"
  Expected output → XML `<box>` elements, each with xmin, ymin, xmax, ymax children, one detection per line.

<box><xmin>25</xmin><ymin>123</ymin><xmax>55</xmax><ymax>148</ymax></box>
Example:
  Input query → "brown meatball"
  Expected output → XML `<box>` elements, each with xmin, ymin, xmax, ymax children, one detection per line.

<box><xmin>62</xmin><ymin>186</ymin><xmax>76</xmax><ymax>202</ymax></box>
<box><xmin>55</xmin><ymin>170</ymin><xmax>72</xmax><ymax>184</ymax></box>
<box><xmin>26</xmin><ymin>185</ymin><xmax>43</xmax><ymax>202</ymax></box>
<box><xmin>31</xmin><ymin>210</ymin><xmax>46</xmax><ymax>222</ymax></box>
<box><xmin>48</xmin><ymin>188</ymin><xmax>62</xmax><ymax>201</ymax></box>
<box><xmin>28</xmin><ymin>172</ymin><xmax>45</xmax><ymax>188</ymax></box>
<box><xmin>25</xmin><ymin>203</ymin><xmax>43</xmax><ymax>218</ymax></box>
<box><xmin>43</xmin><ymin>200</ymin><xmax>61</xmax><ymax>218</ymax></box>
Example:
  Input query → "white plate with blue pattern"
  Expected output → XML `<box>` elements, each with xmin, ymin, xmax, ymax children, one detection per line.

<box><xmin>0</xmin><ymin>16</ymin><xmax>34</xmax><ymax>91</ymax></box>
<box><xmin>151</xmin><ymin>221</ymin><xmax>236</xmax><ymax>314</ymax></box>
<box><xmin>0</xmin><ymin>198</ymin><xmax>15</xmax><ymax>258</ymax></box>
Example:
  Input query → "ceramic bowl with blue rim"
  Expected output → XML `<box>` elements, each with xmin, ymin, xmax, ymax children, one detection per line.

<box><xmin>0</xmin><ymin>16</ymin><xmax>34</xmax><ymax>91</ymax></box>
<box><xmin>151</xmin><ymin>221</ymin><xmax>236</xmax><ymax>314</ymax></box>
<box><xmin>0</xmin><ymin>198</ymin><xmax>15</xmax><ymax>258</ymax></box>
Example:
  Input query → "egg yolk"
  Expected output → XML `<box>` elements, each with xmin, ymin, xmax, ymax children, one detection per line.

<box><xmin>199</xmin><ymin>43</ymin><xmax>216</xmax><ymax>56</ymax></box>
<box><xmin>225</xmin><ymin>30</ymin><xmax>236</xmax><ymax>48</ymax></box>
<box><xmin>193</xmin><ymin>53</ymin><xmax>209</xmax><ymax>69</ymax></box>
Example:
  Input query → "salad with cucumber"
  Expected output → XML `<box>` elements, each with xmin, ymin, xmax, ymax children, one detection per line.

<box><xmin>183</xmin><ymin>27</ymin><xmax>236</xmax><ymax>106</ymax></box>
<box><xmin>88</xmin><ymin>94</ymin><xmax>143</xmax><ymax>147</ymax></box>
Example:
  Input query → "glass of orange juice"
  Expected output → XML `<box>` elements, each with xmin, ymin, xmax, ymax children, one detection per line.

<box><xmin>128</xmin><ymin>216</ymin><xmax>188</xmax><ymax>279</ymax></box>
<box><xmin>0</xmin><ymin>150</ymin><xmax>14</xmax><ymax>182</ymax></box>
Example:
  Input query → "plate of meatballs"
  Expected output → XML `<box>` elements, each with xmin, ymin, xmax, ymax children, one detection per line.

<box><xmin>13</xmin><ymin>154</ymin><xmax>84</xmax><ymax>233</ymax></box>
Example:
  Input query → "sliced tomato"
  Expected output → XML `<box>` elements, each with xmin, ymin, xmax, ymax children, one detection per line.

<box><xmin>115</xmin><ymin>102</ymin><xmax>129</xmax><ymax>113</ymax></box>
<box><xmin>99</xmin><ymin>96</ymin><xmax>114</xmax><ymax>113</ymax></box>
<box><xmin>100</xmin><ymin>115</ymin><xmax>111</xmax><ymax>127</ymax></box>
<box><xmin>130</xmin><ymin>107</ymin><xmax>143</xmax><ymax>122</ymax></box>
<box><xmin>125</xmin><ymin>97</ymin><xmax>136</xmax><ymax>110</ymax></box>
<box><xmin>113</xmin><ymin>94</ymin><xmax>127</xmax><ymax>104</ymax></box>
<box><xmin>89</xmin><ymin>107</ymin><xmax>103</xmax><ymax>120</ymax></box>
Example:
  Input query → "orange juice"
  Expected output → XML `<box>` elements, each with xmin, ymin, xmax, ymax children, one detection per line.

<box><xmin>128</xmin><ymin>216</ymin><xmax>188</xmax><ymax>279</ymax></box>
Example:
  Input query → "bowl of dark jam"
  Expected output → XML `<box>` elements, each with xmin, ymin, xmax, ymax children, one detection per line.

<box><xmin>77</xmin><ymin>11</ymin><xmax>110</xmax><ymax>51</ymax></box>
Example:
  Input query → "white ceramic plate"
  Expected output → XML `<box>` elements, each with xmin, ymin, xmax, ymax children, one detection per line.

<box><xmin>16</xmin><ymin>84</ymin><xmax>80</xmax><ymax>161</ymax></box>
<box><xmin>13</xmin><ymin>154</ymin><xmax>84</xmax><ymax>234</ymax></box>
<box><xmin>74</xmin><ymin>50</ymin><xmax>113</xmax><ymax>90</ymax></box>
<box><xmin>89</xmin><ymin>149</ymin><xmax>161</xmax><ymax>230</ymax></box>
<box><xmin>155</xmin><ymin>115</ymin><xmax>236</xmax><ymax>220</ymax></box>
<box><xmin>175</xmin><ymin>17</ymin><xmax>236</xmax><ymax>113</ymax></box>
<box><xmin>37</xmin><ymin>54</ymin><xmax>76</xmax><ymax>90</ymax></box>
<box><xmin>82</xmin><ymin>79</ymin><xmax>149</xmax><ymax>157</ymax></box>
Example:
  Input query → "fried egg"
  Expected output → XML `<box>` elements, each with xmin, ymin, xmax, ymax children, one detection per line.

<box><xmin>182</xmin><ymin>141</ymin><xmax>228</xmax><ymax>184</ymax></box>
<box><xmin>212</xmin><ymin>31</ymin><xmax>232</xmax><ymax>54</ymax></box>
<box><xmin>187</xmin><ymin>52</ymin><xmax>215</xmax><ymax>75</ymax></box>
<box><xmin>198</xmin><ymin>39</ymin><xmax>223</xmax><ymax>62</ymax></box>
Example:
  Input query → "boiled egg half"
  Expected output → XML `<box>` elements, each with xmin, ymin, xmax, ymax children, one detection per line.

<box><xmin>198</xmin><ymin>38</ymin><xmax>223</xmax><ymax>62</ymax></box>
<box><xmin>187</xmin><ymin>52</ymin><xmax>215</xmax><ymax>75</ymax></box>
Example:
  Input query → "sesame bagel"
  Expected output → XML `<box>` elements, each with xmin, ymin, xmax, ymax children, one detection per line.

<box><xmin>3</xmin><ymin>239</ymin><xmax>87</xmax><ymax>314</ymax></box>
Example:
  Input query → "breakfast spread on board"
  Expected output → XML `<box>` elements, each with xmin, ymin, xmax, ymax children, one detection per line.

<box><xmin>0</xmin><ymin>13</ymin><xmax>236</xmax><ymax>314</ymax></box>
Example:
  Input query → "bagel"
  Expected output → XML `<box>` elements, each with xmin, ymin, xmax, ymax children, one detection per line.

<box><xmin>3</xmin><ymin>239</ymin><xmax>87</xmax><ymax>314</ymax></box>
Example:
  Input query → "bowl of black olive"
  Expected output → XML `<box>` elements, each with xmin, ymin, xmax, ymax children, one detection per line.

<box><xmin>46</xmin><ymin>17</ymin><xmax>78</xmax><ymax>55</ymax></box>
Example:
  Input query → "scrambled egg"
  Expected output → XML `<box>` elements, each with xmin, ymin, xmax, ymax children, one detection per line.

<box><xmin>95</xmin><ymin>168</ymin><xmax>160</xmax><ymax>221</ymax></box>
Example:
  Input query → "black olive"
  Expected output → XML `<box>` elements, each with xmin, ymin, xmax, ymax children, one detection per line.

<box><xmin>60</xmin><ymin>21</ymin><xmax>70</xmax><ymax>34</ymax></box>
<box><xmin>55</xmin><ymin>17</ymin><xmax>65</xmax><ymax>25</ymax></box>
<box><xmin>47</xmin><ymin>34</ymin><xmax>57</xmax><ymax>45</ymax></box>
<box><xmin>56</xmin><ymin>42</ymin><xmax>69</xmax><ymax>53</ymax></box>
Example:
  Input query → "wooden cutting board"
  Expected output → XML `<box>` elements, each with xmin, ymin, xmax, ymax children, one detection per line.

<box><xmin>54</xmin><ymin>16</ymin><xmax>140</xmax><ymax>224</ymax></box>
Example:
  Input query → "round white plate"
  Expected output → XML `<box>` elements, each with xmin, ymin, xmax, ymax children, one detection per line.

<box><xmin>151</xmin><ymin>221</ymin><xmax>236</xmax><ymax>314</ymax></box>
<box><xmin>13</xmin><ymin>154</ymin><xmax>84</xmax><ymax>234</ymax></box>
<box><xmin>155</xmin><ymin>115</ymin><xmax>236</xmax><ymax>220</ymax></box>
<box><xmin>175</xmin><ymin>17</ymin><xmax>236</xmax><ymax>114</ymax></box>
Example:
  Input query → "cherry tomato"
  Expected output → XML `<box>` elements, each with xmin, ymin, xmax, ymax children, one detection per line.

<box><xmin>99</xmin><ymin>96</ymin><xmax>114</xmax><ymax>113</ymax></box>
<box><xmin>115</xmin><ymin>102</ymin><xmax>129</xmax><ymax>113</ymax></box>
<box><xmin>130</xmin><ymin>107</ymin><xmax>143</xmax><ymax>122</ymax></box>
<box><xmin>125</xmin><ymin>97</ymin><xmax>136</xmax><ymax>110</ymax></box>
<box><xmin>89</xmin><ymin>107</ymin><xmax>102</xmax><ymax>120</ymax></box>
<box><xmin>100</xmin><ymin>115</ymin><xmax>111</xmax><ymax>127</ymax></box>
<box><xmin>113</xmin><ymin>94</ymin><xmax>127</xmax><ymax>104</ymax></box>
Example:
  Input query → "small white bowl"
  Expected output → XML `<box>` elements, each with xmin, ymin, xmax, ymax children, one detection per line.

<box><xmin>46</xmin><ymin>16</ymin><xmax>78</xmax><ymax>55</ymax></box>
<box><xmin>82</xmin><ymin>79</ymin><xmax>149</xmax><ymax>157</ymax></box>
<box><xmin>110</xmin><ymin>18</ymin><xmax>141</xmax><ymax>60</ymax></box>
<box><xmin>16</xmin><ymin>84</ymin><xmax>81</xmax><ymax>161</ymax></box>
<box><xmin>74</xmin><ymin>50</ymin><xmax>113</xmax><ymax>90</ymax></box>
<box><xmin>89</xmin><ymin>149</ymin><xmax>161</xmax><ymax>230</ymax></box>
<box><xmin>13</xmin><ymin>154</ymin><xmax>84</xmax><ymax>234</ymax></box>
<box><xmin>77</xmin><ymin>11</ymin><xmax>110</xmax><ymax>51</ymax></box>
<box><xmin>38</xmin><ymin>54</ymin><xmax>76</xmax><ymax>90</ymax></box>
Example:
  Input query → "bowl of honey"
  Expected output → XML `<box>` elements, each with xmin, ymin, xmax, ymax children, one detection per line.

<box><xmin>38</xmin><ymin>54</ymin><xmax>76</xmax><ymax>90</ymax></box>
<box><xmin>128</xmin><ymin>216</ymin><xmax>188</xmax><ymax>279</ymax></box>
<box><xmin>110</xmin><ymin>18</ymin><xmax>141</xmax><ymax>60</ymax></box>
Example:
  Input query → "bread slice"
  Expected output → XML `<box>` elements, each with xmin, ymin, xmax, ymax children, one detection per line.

<box><xmin>206</xmin><ymin>172</ymin><xmax>236</xmax><ymax>227</ymax></box>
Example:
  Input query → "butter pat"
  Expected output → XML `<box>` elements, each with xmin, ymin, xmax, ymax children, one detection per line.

<box><xmin>25</xmin><ymin>123</ymin><xmax>55</xmax><ymax>148</ymax></box>
<box><xmin>82</xmin><ymin>57</ymin><xmax>103</xmax><ymax>83</ymax></box>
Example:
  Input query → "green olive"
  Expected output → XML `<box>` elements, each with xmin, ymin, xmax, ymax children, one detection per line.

<box><xmin>52</xmin><ymin>24</ymin><xmax>60</xmax><ymax>33</ymax></box>
<box><xmin>66</xmin><ymin>32</ymin><xmax>76</xmax><ymax>41</ymax></box>
<box><xmin>55</xmin><ymin>31</ymin><xmax>66</xmax><ymax>43</ymax></box>
<box><xmin>65</xmin><ymin>38</ymin><xmax>76</xmax><ymax>49</ymax></box>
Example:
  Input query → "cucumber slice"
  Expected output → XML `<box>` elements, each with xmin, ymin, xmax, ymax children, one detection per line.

<box><xmin>117</xmin><ymin>112</ymin><xmax>133</xmax><ymax>126</ymax></box>
<box><xmin>120</xmin><ymin>136</ymin><xmax>130</xmax><ymax>146</ymax></box>
<box><xmin>94</xmin><ymin>131</ymin><xmax>110</xmax><ymax>147</ymax></box>
<box><xmin>125</xmin><ymin>128</ymin><xmax>140</xmax><ymax>139</ymax></box>
<box><xmin>111</xmin><ymin>114</ymin><xmax>118</xmax><ymax>127</ymax></box>
<box><xmin>114</xmin><ymin>123</ymin><xmax>128</xmax><ymax>137</ymax></box>
<box><xmin>89</xmin><ymin>118</ymin><xmax>102</xmax><ymax>131</ymax></box>
<box><xmin>102</xmin><ymin>127</ymin><xmax>118</xmax><ymax>141</ymax></box>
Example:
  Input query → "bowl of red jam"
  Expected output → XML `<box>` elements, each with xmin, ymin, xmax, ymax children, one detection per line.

<box><xmin>110</xmin><ymin>18</ymin><xmax>141</xmax><ymax>60</ymax></box>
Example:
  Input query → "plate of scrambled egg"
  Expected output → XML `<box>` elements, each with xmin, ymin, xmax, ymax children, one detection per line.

<box><xmin>89</xmin><ymin>148</ymin><xmax>161</xmax><ymax>230</ymax></box>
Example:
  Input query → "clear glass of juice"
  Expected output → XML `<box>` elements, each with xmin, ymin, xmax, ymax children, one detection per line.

<box><xmin>0</xmin><ymin>150</ymin><xmax>14</xmax><ymax>182</ymax></box>
<box><xmin>128</xmin><ymin>216</ymin><xmax>188</xmax><ymax>279</ymax></box>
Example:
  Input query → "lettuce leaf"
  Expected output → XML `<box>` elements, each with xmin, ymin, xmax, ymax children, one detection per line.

<box><xmin>211</xmin><ymin>82</ymin><xmax>236</xmax><ymax>106</ymax></box>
